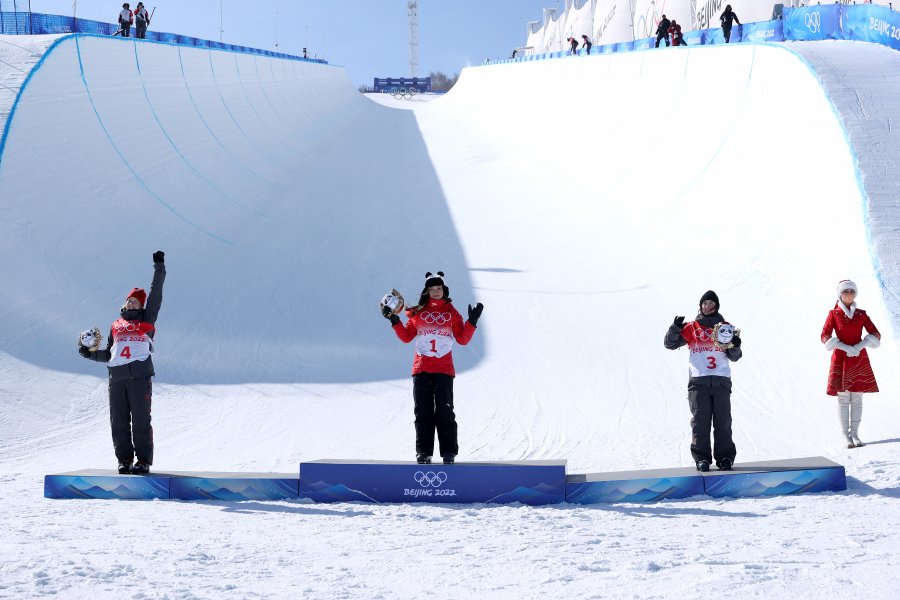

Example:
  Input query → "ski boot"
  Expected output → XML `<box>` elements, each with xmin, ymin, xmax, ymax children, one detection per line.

<box><xmin>442</xmin><ymin>455</ymin><xmax>455</xmax><ymax>465</ymax></box>
<box><xmin>416</xmin><ymin>454</ymin><xmax>432</xmax><ymax>464</ymax></box>
<box><xmin>717</xmin><ymin>458</ymin><xmax>733</xmax><ymax>471</ymax></box>
<box><xmin>696</xmin><ymin>460</ymin><xmax>710</xmax><ymax>472</ymax></box>
<box><xmin>131</xmin><ymin>461</ymin><xmax>150</xmax><ymax>475</ymax></box>
<box><xmin>117</xmin><ymin>461</ymin><xmax>132</xmax><ymax>475</ymax></box>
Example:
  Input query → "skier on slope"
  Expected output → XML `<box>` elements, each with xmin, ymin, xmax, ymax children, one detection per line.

<box><xmin>79</xmin><ymin>251</ymin><xmax>165</xmax><ymax>474</ymax></box>
<box><xmin>664</xmin><ymin>290</ymin><xmax>742</xmax><ymax>472</ymax></box>
<box><xmin>821</xmin><ymin>280</ymin><xmax>881</xmax><ymax>448</ymax></box>
<box><xmin>382</xmin><ymin>272</ymin><xmax>483</xmax><ymax>465</ymax></box>
<box><xmin>720</xmin><ymin>5</ymin><xmax>741</xmax><ymax>43</ymax></box>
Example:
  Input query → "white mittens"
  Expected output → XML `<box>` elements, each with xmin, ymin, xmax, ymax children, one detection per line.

<box><xmin>863</xmin><ymin>334</ymin><xmax>881</xmax><ymax>349</ymax></box>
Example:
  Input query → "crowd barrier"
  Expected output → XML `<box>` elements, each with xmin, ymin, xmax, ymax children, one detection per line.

<box><xmin>0</xmin><ymin>11</ymin><xmax>324</xmax><ymax>63</ymax></box>
<box><xmin>497</xmin><ymin>3</ymin><xmax>898</xmax><ymax>63</ymax></box>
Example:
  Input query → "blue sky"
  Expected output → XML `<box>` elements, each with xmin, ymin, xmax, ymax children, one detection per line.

<box><xmin>28</xmin><ymin>0</ymin><xmax>556</xmax><ymax>86</ymax></box>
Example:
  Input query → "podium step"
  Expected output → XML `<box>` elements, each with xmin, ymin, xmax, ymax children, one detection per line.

<box><xmin>44</xmin><ymin>470</ymin><xmax>298</xmax><ymax>500</ymax></box>
<box><xmin>299</xmin><ymin>459</ymin><xmax>567</xmax><ymax>505</ymax></box>
<box><xmin>566</xmin><ymin>456</ymin><xmax>846</xmax><ymax>504</ymax></box>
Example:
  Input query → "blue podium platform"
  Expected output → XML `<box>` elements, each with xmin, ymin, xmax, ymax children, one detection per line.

<box><xmin>44</xmin><ymin>456</ymin><xmax>846</xmax><ymax>504</ymax></box>
<box><xmin>298</xmin><ymin>459</ymin><xmax>567</xmax><ymax>505</ymax></box>
<box><xmin>44</xmin><ymin>470</ymin><xmax>298</xmax><ymax>500</ymax></box>
<box><xmin>566</xmin><ymin>456</ymin><xmax>846</xmax><ymax>504</ymax></box>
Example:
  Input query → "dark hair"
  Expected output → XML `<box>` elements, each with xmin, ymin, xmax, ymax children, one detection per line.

<box><xmin>409</xmin><ymin>289</ymin><xmax>451</xmax><ymax>314</ymax></box>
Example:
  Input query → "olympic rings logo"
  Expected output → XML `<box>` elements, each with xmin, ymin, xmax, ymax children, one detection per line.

<box><xmin>420</xmin><ymin>312</ymin><xmax>451</xmax><ymax>325</ymax></box>
<box><xmin>695</xmin><ymin>327</ymin><xmax>713</xmax><ymax>342</ymax></box>
<box><xmin>414</xmin><ymin>471</ymin><xmax>448</xmax><ymax>488</ymax></box>
<box><xmin>805</xmin><ymin>12</ymin><xmax>820</xmax><ymax>33</ymax></box>
<box><xmin>113</xmin><ymin>322</ymin><xmax>139</xmax><ymax>333</ymax></box>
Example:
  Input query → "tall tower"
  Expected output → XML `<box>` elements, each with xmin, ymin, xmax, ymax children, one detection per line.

<box><xmin>408</xmin><ymin>1</ymin><xmax>419</xmax><ymax>78</ymax></box>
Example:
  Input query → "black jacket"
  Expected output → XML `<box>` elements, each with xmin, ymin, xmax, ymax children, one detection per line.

<box><xmin>87</xmin><ymin>262</ymin><xmax>165</xmax><ymax>381</ymax></box>
<box><xmin>656</xmin><ymin>18</ymin><xmax>671</xmax><ymax>36</ymax></box>
<box><xmin>720</xmin><ymin>10</ymin><xmax>740</xmax><ymax>27</ymax></box>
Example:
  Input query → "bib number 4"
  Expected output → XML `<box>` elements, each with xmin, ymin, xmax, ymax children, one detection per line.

<box><xmin>120</xmin><ymin>346</ymin><xmax>132</xmax><ymax>359</ymax></box>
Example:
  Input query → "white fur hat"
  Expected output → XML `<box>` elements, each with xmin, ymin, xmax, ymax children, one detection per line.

<box><xmin>836</xmin><ymin>279</ymin><xmax>858</xmax><ymax>300</ymax></box>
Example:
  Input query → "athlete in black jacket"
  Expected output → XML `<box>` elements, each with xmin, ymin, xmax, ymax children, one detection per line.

<box><xmin>80</xmin><ymin>251</ymin><xmax>165</xmax><ymax>474</ymax></box>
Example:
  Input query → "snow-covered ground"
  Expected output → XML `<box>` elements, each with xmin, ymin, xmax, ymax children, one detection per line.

<box><xmin>1</xmin><ymin>37</ymin><xmax>899</xmax><ymax>598</ymax></box>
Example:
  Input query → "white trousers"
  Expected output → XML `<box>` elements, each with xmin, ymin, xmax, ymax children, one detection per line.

<box><xmin>836</xmin><ymin>391</ymin><xmax>863</xmax><ymax>441</ymax></box>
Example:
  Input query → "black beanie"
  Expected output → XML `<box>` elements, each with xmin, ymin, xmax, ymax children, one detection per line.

<box><xmin>699</xmin><ymin>290</ymin><xmax>719</xmax><ymax>311</ymax></box>
<box><xmin>424</xmin><ymin>271</ymin><xmax>445</xmax><ymax>287</ymax></box>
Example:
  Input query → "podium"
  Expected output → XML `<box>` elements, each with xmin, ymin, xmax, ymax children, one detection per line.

<box><xmin>565</xmin><ymin>457</ymin><xmax>846</xmax><ymax>504</ymax></box>
<box><xmin>299</xmin><ymin>459</ymin><xmax>567</xmax><ymax>505</ymax></box>
<box><xmin>45</xmin><ymin>457</ymin><xmax>846</xmax><ymax>503</ymax></box>
<box><xmin>44</xmin><ymin>470</ymin><xmax>298</xmax><ymax>501</ymax></box>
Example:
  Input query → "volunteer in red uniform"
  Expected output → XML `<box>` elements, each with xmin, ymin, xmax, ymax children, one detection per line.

<box><xmin>821</xmin><ymin>279</ymin><xmax>881</xmax><ymax>448</ymax></box>
<box><xmin>382</xmin><ymin>272</ymin><xmax>483</xmax><ymax>465</ymax></box>
<box><xmin>79</xmin><ymin>251</ymin><xmax>165</xmax><ymax>474</ymax></box>
<box><xmin>664</xmin><ymin>290</ymin><xmax>742</xmax><ymax>471</ymax></box>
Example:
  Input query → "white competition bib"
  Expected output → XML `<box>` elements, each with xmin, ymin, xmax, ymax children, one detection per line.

<box><xmin>106</xmin><ymin>319</ymin><xmax>154</xmax><ymax>367</ymax></box>
<box><xmin>414</xmin><ymin>311</ymin><xmax>454</xmax><ymax>358</ymax></box>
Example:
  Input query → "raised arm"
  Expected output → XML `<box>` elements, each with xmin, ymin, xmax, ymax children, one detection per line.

<box><xmin>144</xmin><ymin>251</ymin><xmax>166</xmax><ymax>325</ymax></box>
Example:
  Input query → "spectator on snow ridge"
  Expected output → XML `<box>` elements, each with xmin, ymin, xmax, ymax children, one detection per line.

<box><xmin>134</xmin><ymin>2</ymin><xmax>150</xmax><ymax>39</ymax></box>
<box><xmin>668</xmin><ymin>19</ymin><xmax>685</xmax><ymax>46</ymax></box>
<box><xmin>568</xmin><ymin>36</ymin><xmax>578</xmax><ymax>55</ymax></box>
<box><xmin>720</xmin><ymin>5</ymin><xmax>742</xmax><ymax>43</ymax></box>
<box><xmin>581</xmin><ymin>35</ymin><xmax>592</xmax><ymax>54</ymax></box>
<box><xmin>117</xmin><ymin>3</ymin><xmax>133</xmax><ymax>37</ymax></box>
<box><xmin>655</xmin><ymin>14</ymin><xmax>671</xmax><ymax>47</ymax></box>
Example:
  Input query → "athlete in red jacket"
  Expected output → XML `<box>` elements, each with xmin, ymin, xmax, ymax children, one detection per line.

<box><xmin>383</xmin><ymin>272</ymin><xmax>483</xmax><ymax>464</ymax></box>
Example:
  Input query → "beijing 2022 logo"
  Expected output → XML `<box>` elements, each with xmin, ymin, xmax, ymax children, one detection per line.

<box><xmin>404</xmin><ymin>471</ymin><xmax>457</xmax><ymax>498</ymax></box>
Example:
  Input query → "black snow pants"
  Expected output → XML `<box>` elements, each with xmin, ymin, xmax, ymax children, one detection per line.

<box><xmin>687</xmin><ymin>376</ymin><xmax>736</xmax><ymax>465</ymax></box>
<box><xmin>413</xmin><ymin>372</ymin><xmax>457</xmax><ymax>458</ymax></box>
<box><xmin>109</xmin><ymin>376</ymin><xmax>153</xmax><ymax>464</ymax></box>
<box><xmin>723</xmin><ymin>24</ymin><xmax>733</xmax><ymax>43</ymax></box>
<box><xmin>656</xmin><ymin>32</ymin><xmax>670</xmax><ymax>47</ymax></box>
<box><xmin>136</xmin><ymin>20</ymin><xmax>147</xmax><ymax>39</ymax></box>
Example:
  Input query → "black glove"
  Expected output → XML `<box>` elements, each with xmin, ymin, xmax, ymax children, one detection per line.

<box><xmin>467</xmin><ymin>303</ymin><xmax>484</xmax><ymax>326</ymax></box>
<box><xmin>381</xmin><ymin>305</ymin><xmax>393</xmax><ymax>318</ymax></box>
<box><xmin>153</xmin><ymin>250</ymin><xmax>165</xmax><ymax>264</ymax></box>
<box><xmin>388</xmin><ymin>314</ymin><xmax>400</xmax><ymax>326</ymax></box>
<box><xmin>673</xmin><ymin>316</ymin><xmax>685</xmax><ymax>330</ymax></box>
<box><xmin>730</xmin><ymin>335</ymin><xmax>741</xmax><ymax>348</ymax></box>
<box><xmin>78</xmin><ymin>346</ymin><xmax>92</xmax><ymax>358</ymax></box>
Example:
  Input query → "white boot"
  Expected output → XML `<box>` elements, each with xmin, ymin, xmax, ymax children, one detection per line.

<box><xmin>849</xmin><ymin>393</ymin><xmax>864</xmax><ymax>447</ymax></box>
<box><xmin>837</xmin><ymin>393</ymin><xmax>853</xmax><ymax>448</ymax></box>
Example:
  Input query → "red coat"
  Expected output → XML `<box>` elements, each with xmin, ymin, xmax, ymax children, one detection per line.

<box><xmin>668</xmin><ymin>23</ymin><xmax>683</xmax><ymax>46</ymax></box>
<box><xmin>392</xmin><ymin>298</ymin><xmax>476</xmax><ymax>376</ymax></box>
<box><xmin>820</xmin><ymin>303</ymin><xmax>880</xmax><ymax>395</ymax></box>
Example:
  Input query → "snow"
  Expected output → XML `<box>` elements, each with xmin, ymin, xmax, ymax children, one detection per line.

<box><xmin>1</xmin><ymin>36</ymin><xmax>900</xmax><ymax>598</ymax></box>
